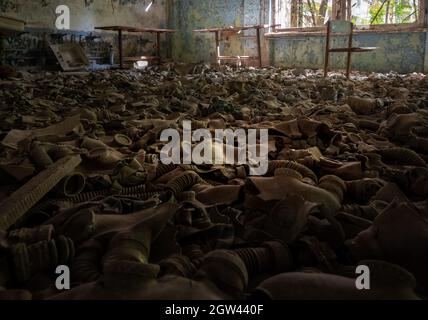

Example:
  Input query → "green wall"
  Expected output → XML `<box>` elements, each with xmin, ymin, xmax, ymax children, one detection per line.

<box><xmin>168</xmin><ymin>0</ymin><xmax>428</xmax><ymax>74</ymax></box>
<box><xmin>270</xmin><ymin>31</ymin><xmax>426</xmax><ymax>73</ymax></box>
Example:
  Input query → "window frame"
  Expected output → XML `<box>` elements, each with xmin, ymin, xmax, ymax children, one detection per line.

<box><xmin>270</xmin><ymin>0</ymin><xmax>427</xmax><ymax>35</ymax></box>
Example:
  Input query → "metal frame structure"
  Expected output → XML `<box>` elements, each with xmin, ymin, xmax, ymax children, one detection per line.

<box><xmin>95</xmin><ymin>26</ymin><xmax>175</xmax><ymax>69</ymax></box>
<box><xmin>324</xmin><ymin>20</ymin><xmax>377</xmax><ymax>78</ymax></box>
<box><xmin>194</xmin><ymin>24</ymin><xmax>279</xmax><ymax>67</ymax></box>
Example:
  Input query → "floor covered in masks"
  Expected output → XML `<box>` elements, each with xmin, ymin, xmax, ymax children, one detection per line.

<box><xmin>0</xmin><ymin>65</ymin><xmax>427</xmax><ymax>300</ymax></box>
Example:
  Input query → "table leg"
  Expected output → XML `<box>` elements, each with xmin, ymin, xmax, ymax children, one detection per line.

<box><xmin>156</xmin><ymin>32</ymin><xmax>161</xmax><ymax>64</ymax></box>
<box><xmin>324</xmin><ymin>21</ymin><xmax>331</xmax><ymax>77</ymax></box>
<box><xmin>118</xmin><ymin>29</ymin><xmax>124</xmax><ymax>69</ymax></box>
<box><xmin>256</xmin><ymin>28</ymin><xmax>262</xmax><ymax>68</ymax></box>
<box><xmin>215</xmin><ymin>31</ymin><xmax>220</xmax><ymax>65</ymax></box>
<box><xmin>346</xmin><ymin>23</ymin><xmax>354</xmax><ymax>79</ymax></box>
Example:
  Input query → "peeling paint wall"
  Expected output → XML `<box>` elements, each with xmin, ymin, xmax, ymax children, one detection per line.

<box><xmin>1</xmin><ymin>0</ymin><xmax>167</xmax><ymax>31</ymax></box>
<box><xmin>168</xmin><ymin>0</ymin><xmax>270</xmax><ymax>66</ymax></box>
<box><xmin>2</xmin><ymin>0</ymin><xmax>427</xmax><ymax>73</ymax></box>
<box><xmin>1</xmin><ymin>0</ymin><xmax>167</xmax><ymax>67</ymax></box>
<box><xmin>169</xmin><ymin>0</ymin><xmax>427</xmax><ymax>74</ymax></box>
<box><xmin>169</xmin><ymin>0</ymin><xmax>248</xmax><ymax>63</ymax></box>
<box><xmin>270</xmin><ymin>32</ymin><xmax>426</xmax><ymax>74</ymax></box>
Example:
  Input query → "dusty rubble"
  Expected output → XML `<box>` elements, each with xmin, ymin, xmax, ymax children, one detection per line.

<box><xmin>0</xmin><ymin>65</ymin><xmax>427</xmax><ymax>300</ymax></box>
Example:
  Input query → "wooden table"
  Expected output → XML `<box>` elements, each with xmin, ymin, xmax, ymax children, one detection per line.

<box><xmin>194</xmin><ymin>24</ymin><xmax>278</xmax><ymax>68</ymax></box>
<box><xmin>95</xmin><ymin>26</ymin><xmax>175</xmax><ymax>68</ymax></box>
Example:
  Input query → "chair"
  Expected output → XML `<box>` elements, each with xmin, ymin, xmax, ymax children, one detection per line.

<box><xmin>324</xmin><ymin>20</ymin><xmax>377</xmax><ymax>79</ymax></box>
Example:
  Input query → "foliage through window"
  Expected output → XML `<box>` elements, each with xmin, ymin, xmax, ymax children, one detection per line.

<box><xmin>273</xmin><ymin>0</ymin><xmax>423</xmax><ymax>29</ymax></box>
<box><xmin>274</xmin><ymin>0</ymin><xmax>333</xmax><ymax>28</ymax></box>
<box><xmin>351</xmin><ymin>0</ymin><xmax>420</xmax><ymax>25</ymax></box>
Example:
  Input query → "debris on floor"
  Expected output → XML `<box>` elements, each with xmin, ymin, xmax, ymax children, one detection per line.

<box><xmin>49</xmin><ymin>44</ymin><xmax>90</xmax><ymax>72</ymax></box>
<box><xmin>0</xmin><ymin>65</ymin><xmax>427</xmax><ymax>300</ymax></box>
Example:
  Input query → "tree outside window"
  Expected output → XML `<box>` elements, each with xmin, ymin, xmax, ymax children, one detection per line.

<box><xmin>274</xmin><ymin>0</ymin><xmax>333</xmax><ymax>28</ymax></box>
<box><xmin>352</xmin><ymin>0</ymin><xmax>419</xmax><ymax>25</ymax></box>
<box><xmin>273</xmin><ymin>0</ymin><xmax>423</xmax><ymax>28</ymax></box>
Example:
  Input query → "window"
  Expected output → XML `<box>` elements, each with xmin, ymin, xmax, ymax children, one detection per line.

<box><xmin>274</xmin><ymin>0</ymin><xmax>334</xmax><ymax>28</ymax></box>
<box><xmin>351</xmin><ymin>0</ymin><xmax>420</xmax><ymax>25</ymax></box>
<box><xmin>273</xmin><ymin>0</ymin><xmax>425</xmax><ymax>30</ymax></box>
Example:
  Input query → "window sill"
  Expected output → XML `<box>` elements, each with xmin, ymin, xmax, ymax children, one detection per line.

<box><xmin>266</xmin><ymin>24</ymin><xmax>427</xmax><ymax>38</ymax></box>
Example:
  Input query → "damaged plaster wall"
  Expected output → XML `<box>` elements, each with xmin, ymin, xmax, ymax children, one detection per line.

<box><xmin>270</xmin><ymin>31</ymin><xmax>426</xmax><ymax>74</ymax></box>
<box><xmin>168</xmin><ymin>0</ymin><xmax>271</xmax><ymax>66</ymax></box>
<box><xmin>0</xmin><ymin>0</ymin><xmax>168</xmax><ymax>67</ymax></box>
<box><xmin>0</xmin><ymin>0</ymin><xmax>166</xmax><ymax>31</ymax></box>
<box><xmin>1</xmin><ymin>0</ymin><xmax>426</xmax><ymax>73</ymax></box>
<box><xmin>168</xmin><ymin>0</ymin><xmax>245</xmax><ymax>63</ymax></box>
<box><xmin>169</xmin><ymin>0</ymin><xmax>427</xmax><ymax>74</ymax></box>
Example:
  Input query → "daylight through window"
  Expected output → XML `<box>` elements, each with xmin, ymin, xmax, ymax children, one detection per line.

<box><xmin>273</xmin><ymin>0</ymin><xmax>423</xmax><ymax>29</ymax></box>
